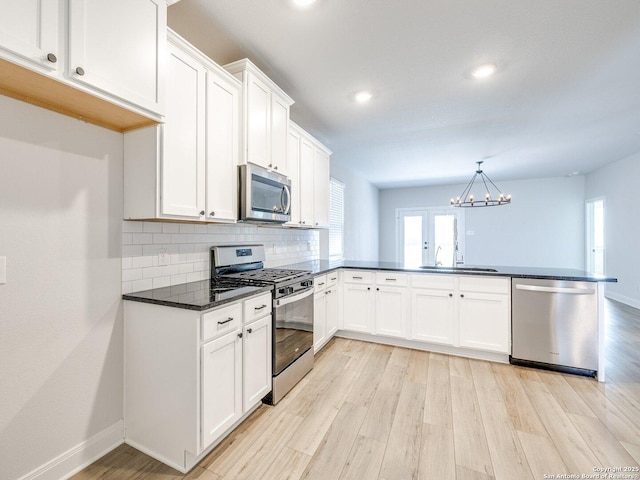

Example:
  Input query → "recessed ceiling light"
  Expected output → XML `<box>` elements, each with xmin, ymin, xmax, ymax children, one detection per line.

<box><xmin>567</xmin><ymin>171</ymin><xmax>580</xmax><ymax>177</ymax></box>
<box><xmin>471</xmin><ymin>63</ymin><xmax>497</xmax><ymax>79</ymax></box>
<box><xmin>354</xmin><ymin>91</ymin><xmax>372</xmax><ymax>103</ymax></box>
<box><xmin>292</xmin><ymin>0</ymin><xmax>316</xmax><ymax>8</ymax></box>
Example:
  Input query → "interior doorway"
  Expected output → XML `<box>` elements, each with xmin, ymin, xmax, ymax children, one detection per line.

<box><xmin>397</xmin><ymin>208</ymin><xmax>464</xmax><ymax>267</ymax></box>
<box><xmin>586</xmin><ymin>198</ymin><xmax>605</xmax><ymax>275</ymax></box>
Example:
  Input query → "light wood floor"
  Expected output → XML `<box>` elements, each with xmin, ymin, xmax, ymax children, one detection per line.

<box><xmin>73</xmin><ymin>299</ymin><xmax>640</xmax><ymax>479</ymax></box>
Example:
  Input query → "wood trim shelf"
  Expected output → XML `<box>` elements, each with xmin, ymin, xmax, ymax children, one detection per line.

<box><xmin>0</xmin><ymin>58</ymin><xmax>159</xmax><ymax>132</ymax></box>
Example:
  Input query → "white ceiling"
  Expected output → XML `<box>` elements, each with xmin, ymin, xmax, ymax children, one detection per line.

<box><xmin>168</xmin><ymin>0</ymin><xmax>640</xmax><ymax>189</ymax></box>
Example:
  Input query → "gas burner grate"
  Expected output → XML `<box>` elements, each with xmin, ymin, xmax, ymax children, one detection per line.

<box><xmin>222</xmin><ymin>268</ymin><xmax>310</xmax><ymax>284</ymax></box>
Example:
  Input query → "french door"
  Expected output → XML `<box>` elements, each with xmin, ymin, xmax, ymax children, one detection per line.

<box><xmin>397</xmin><ymin>208</ymin><xmax>464</xmax><ymax>267</ymax></box>
<box><xmin>586</xmin><ymin>198</ymin><xmax>605</xmax><ymax>275</ymax></box>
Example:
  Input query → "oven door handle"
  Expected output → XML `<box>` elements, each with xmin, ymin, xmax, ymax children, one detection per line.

<box><xmin>275</xmin><ymin>286</ymin><xmax>314</xmax><ymax>307</ymax></box>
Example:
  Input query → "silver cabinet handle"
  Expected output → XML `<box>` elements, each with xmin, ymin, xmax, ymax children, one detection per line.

<box><xmin>254</xmin><ymin>304</ymin><xmax>268</xmax><ymax>310</ymax></box>
<box><xmin>318</xmin><ymin>282</ymin><xmax>325</xmax><ymax>286</ymax></box>
<box><xmin>385</xmin><ymin>278</ymin><xmax>397</xmax><ymax>281</ymax></box>
<box><xmin>47</xmin><ymin>53</ymin><xmax>57</xmax><ymax>63</ymax></box>
<box><xmin>515</xmin><ymin>284</ymin><xmax>595</xmax><ymax>295</ymax></box>
<box><xmin>353</xmin><ymin>276</ymin><xmax>363</xmax><ymax>280</ymax></box>
<box><xmin>218</xmin><ymin>317</ymin><xmax>233</xmax><ymax>325</ymax></box>
<box><xmin>75</xmin><ymin>66</ymin><xmax>85</xmax><ymax>75</ymax></box>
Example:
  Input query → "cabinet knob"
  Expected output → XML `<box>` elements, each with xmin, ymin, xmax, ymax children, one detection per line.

<box><xmin>460</xmin><ymin>294</ymin><xmax>465</xmax><ymax>298</ymax></box>
<box><xmin>75</xmin><ymin>66</ymin><xmax>85</xmax><ymax>76</ymax></box>
<box><xmin>237</xmin><ymin>332</ymin><xmax>243</xmax><ymax>339</ymax></box>
<box><xmin>315</xmin><ymin>222</ymin><xmax>319</xmax><ymax>226</ymax></box>
<box><xmin>274</xmin><ymin>166</ymin><xmax>278</xmax><ymax>170</ymax></box>
<box><xmin>247</xmin><ymin>328</ymin><xmax>253</xmax><ymax>334</ymax></box>
<box><xmin>268</xmin><ymin>163</ymin><xmax>273</xmax><ymax>168</ymax></box>
<box><xmin>302</xmin><ymin>221</ymin><xmax>306</xmax><ymax>224</ymax></box>
<box><xmin>199</xmin><ymin>210</ymin><xmax>205</xmax><ymax>216</ymax></box>
<box><xmin>47</xmin><ymin>53</ymin><xmax>57</xmax><ymax>63</ymax></box>
<box><xmin>449</xmin><ymin>293</ymin><xmax>453</xmax><ymax>297</ymax></box>
<box><xmin>209</xmin><ymin>211</ymin><xmax>215</xmax><ymax>217</ymax></box>
<box><xmin>367</xmin><ymin>287</ymin><xmax>370</xmax><ymax>291</ymax></box>
<box><xmin>376</xmin><ymin>287</ymin><xmax>380</xmax><ymax>291</ymax></box>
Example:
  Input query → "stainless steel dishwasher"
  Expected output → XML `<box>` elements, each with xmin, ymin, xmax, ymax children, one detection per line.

<box><xmin>511</xmin><ymin>278</ymin><xmax>598</xmax><ymax>377</ymax></box>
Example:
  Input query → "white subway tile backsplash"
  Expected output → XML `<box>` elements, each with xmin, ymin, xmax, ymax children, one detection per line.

<box><xmin>143</xmin><ymin>222</ymin><xmax>163</xmax><ymax>233</ymax></box>
<box><xmin>132</xmin><ymin>279</ymin><xmax>153</xmax><ymax>292</ymax></box>
<box><xmin>122</xmin><ymin>221</ymin><xmax>319</xmax><ymax>293</ymax></box>
<box><xmin>162</xmin><ymin>223</ymin><xmax>179</xmax><ymax>233</ymax></box>
<box><xmin>152</xmin><ymin>276</ymin><xmax>171</xmax><ymax>289</ymax></box>
<box><xmin>123</xmin><ymin>268</ymin><xmax>143</xmax><ymax>282</ymax></box>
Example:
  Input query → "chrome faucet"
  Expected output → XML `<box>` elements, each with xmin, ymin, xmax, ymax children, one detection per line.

<box><xmin>435</xmin><ymin>246</ymin><xmax>442</xmax><ymax>266</ymax></box>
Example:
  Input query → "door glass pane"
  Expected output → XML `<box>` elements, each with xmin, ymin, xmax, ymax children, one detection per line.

<box><xmin>593</xmin><ymin>200</ymin><xmax>604</xmax><ymax>275</ymax></box>
<box><xmin>403</xmin><ymin>216</ymin><xmax>423</xmax><ymax>267</ymax></box>
<box><xmin>434</xmin><ymin>214</ymin><xmax>455</xmax><ymax>267</ymax></box>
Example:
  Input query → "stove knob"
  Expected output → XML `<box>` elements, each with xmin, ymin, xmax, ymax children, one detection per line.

<box><xmin>279</xmin><ymin>288</ymin><xmax>287</xmax><ymax>295</ymax></box>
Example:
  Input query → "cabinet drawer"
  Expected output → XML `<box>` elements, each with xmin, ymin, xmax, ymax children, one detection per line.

<box><xmin>202</xmin><ymin>303</ymin><xmax>242</xmax><ymax>342</ymax></box>
<box><xmin>459</xmin><ymin>276</ymin><xmax>510</xmax><ymax>294</ymax></box>
<box><xmin>244</xmin><ymin>292</ymin><xmax>272</xmax><ymax>323</ymax></box>
<box><xmin>411</xmin><ymin>274</ymin><xmax>456</xmax><ymax>290</ymax></box>
<box><xmin>376</xmin><ymin>272</ymin><xmax>407</xmax><ymax>286</ymax></box>
<box><xmin>326</xmin><ymin>271</ymin><xmax>339</xmax><ymax>288</ymax></box>
<box><xmin>314</xmin><ymin>274</ymin><xmax>327</xmax><ymax>293</ymax></box>
<box><xmin>343</xmin><ymin>270</ymin><xmax>373</xmax><ymax>284</ymax></box>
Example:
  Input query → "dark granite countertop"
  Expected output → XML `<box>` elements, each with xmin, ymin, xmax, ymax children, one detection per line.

<box><xmin>279</xmin><ymin>260</ymin><xmax>617</xmax><ymax>283</ymax></box>
<box><xmin>123</xmin><ymin>280</ymin><xmax>273</xmax><ymax>311</ymax></box>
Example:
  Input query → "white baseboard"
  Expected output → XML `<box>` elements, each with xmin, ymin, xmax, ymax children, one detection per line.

<box><xmin>18</xmin><ymin>420</ymin><xmax>124</xmax><ymax>480</ymax></box>
<box><xmin>605</xmin><ymin>291</ymin><xmax>640</xmax><ymax>310</ymax></box>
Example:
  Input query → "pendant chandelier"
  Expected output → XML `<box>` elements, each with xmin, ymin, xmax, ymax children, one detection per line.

<box><xmin>451</xmin><ymin>161</ymin><xmax>511</xmax><ymax>207</ymax></box>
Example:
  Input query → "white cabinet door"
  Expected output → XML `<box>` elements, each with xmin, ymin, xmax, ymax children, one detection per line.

<box><xmin>0</xmin><ymin>0</ymin><xmax>59</xmax><ymax>73</ymax></box>
<box><xmin>67</xmin><ymin>0</ymin><xmax>165</xmax><ymax>115</ymax></box>
<box><xmin>313</xmin><ymin>293</ymin><xmax>327</xmax><ymax>353</ymax></box>
<box><xmin>206</xmin><ymin>70</ymin><xmax>240</xmax><ymax>222</ymax></box>
<box><xmin>411</xmin><ymin>288</ymin><xmax>455</xmax><ymax>345</ymax></box>
<box><xmin>299</xmin><ymin>138</ymin><xmax>315</xmax><ymax>226</ymax></box>
<box><xmin>313</xmin><ymin>148</ymin><xmax>330</xmax><ymax>228</ymax></box>
<box><xmin>270</xmin><ymin>95</ymin><xmax>289</xmax><ymax>173</ymax></box>
<box><xmin>201</xmin><ymin>329</ymin><xmax>243</xmax><ymax>449</ymax></box>
<box><xmin>375</xmin><ymin>286</ymin><xmax>408</xmax><ymax>338</ymax></box>
<box><xmin>287</xmin><ymin>130</ymin><xmax>301</xmax><ymax>225</ymax></box>
<box><xmin>246</xmin><ymin>72</ymin><xmax>270</xmax><ymax>169</ymax></box>
<box><xmin>343</xmin><ymin>283</ymin><xmax>374</xmax><ymax>333</ymax></box>
<box><xmin>326</xmin><ymin>287</ymin><xmax>339</xmax><ymax>338</ymax></box>
<box><xmin>161</xmin><ymin>43</ymin><xmax>205</xmax><ymax>218</ymax></box>
<box><xmin>458</xmin><ymin>292</ymin><xmax>510</xmax><ymax>353</ymax></box>
<box><xmin>243</xmin><ymin>315</ymin><xmax>272</xmax><ymax>410</ymax></box>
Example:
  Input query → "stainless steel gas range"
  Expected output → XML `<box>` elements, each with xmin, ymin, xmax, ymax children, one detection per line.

<box><xmin>210</xmin><ymin>245</ymin><xmax>314</xmax><ymax>404</ymax></box>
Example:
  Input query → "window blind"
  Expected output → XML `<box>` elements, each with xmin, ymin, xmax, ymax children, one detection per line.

<box><xmin>329</xmin><ymin>178</ymin><xmax>345</xmax><ymax>260</ymax></box>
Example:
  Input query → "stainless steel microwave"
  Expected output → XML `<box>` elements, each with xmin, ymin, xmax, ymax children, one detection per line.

<box><xmin>239</xmin><ymin>163</ymin><xmax>292</xmax><ymax>223</ymax></box>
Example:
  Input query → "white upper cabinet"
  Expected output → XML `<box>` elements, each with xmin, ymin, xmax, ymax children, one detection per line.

<box><xmin>161</xmin><ymin>41</ymin><xmax>206</xmax><ymax>218</ymax></box>
<box><xmin>124</xmin><ymin>30</ymin><xmax>241</xmax><ymax>223</ymax></box>
<box><xmin>0</xmin><ymin>0</ymin><xmax>60</xmax><ymax>73</ymax></box>
<box><xmin>0</xmin><ymin>0</ymin><xmax>167</xmax><ymax>129</ymax></box>
<box><xmin>224</xmin><ymin>59</ymin><xmax>294</xmax><ymax>174</ymax></box>
<box><xmin>289</xmin><ymin>121</ymin><xmax>332</xmax><ymax>229</ymax></box>
<box><xmin>287</xmin><ymin>129</ymin><xmax>302</xmax><ymax>225</ymax></box>
<box><xmin>313</xmin><ymin>147</ymin><xmax>330</xmax><ymax>228</ymax></box>
<box><xmin>68</xmin><ymin>0</ymin><xmax>166</xmax><ymax>115</ymax></box>
<box><xmin>206</xmin><ymin>70</ymin><xmax>240</xmax><ymax>222</ymax></box>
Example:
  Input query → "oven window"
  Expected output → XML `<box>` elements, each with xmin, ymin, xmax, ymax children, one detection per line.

<box><xmin>274</xmin><ymin>290</ymin><xmax>313</xmax><ymax>375</ymax></box>
<box><xmin>251</xmin><ymin>174</ymin><xmax>285</xmax><ymax>213</ymax></box>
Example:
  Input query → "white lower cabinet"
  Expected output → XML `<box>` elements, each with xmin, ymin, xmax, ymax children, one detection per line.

<box><xmin>243</xmin><ymin>315</ymin><xmax>272</xmax><ymax>408</ymax></box>
<box><xmin>313</xmin><ymin>272</ymin><xmax>339</xmax><ymax>352</ymax></box>
<box><xmin>374</xmin><ymin>272</ymin><xmax>408</xmax><ymax>338</ymax></box>
<box><xmin>201</xmin><ymin>329</ymin><xmax>242</xmax><ymax>448</ymax></box>
<box><xmin>343</xmin><ymin>282</ymin><xmax>374</xmax><ymax>333</ymax></box>
<box><xmin>410</xmin><ymin>274</ymin><xmax>510</xmax><ymax>353</ymax></box>
<box><xmin>124</xmin><ymin>291</ymin><xmax>272</xmax><ymax>474</ymax></box>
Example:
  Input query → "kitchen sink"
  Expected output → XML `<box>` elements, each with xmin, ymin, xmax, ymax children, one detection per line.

<box><xmin>419</xmin><ymin>266</ymin><xmax>498</xmax><ymax>273</ymax></box>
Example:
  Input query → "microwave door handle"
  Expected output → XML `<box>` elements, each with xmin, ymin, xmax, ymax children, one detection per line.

<box><xmin>282</xmin><ymin>185</ymin><xmax>291</xmax><ymax>214</ymax></box>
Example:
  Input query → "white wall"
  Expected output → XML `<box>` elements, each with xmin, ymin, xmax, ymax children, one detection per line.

<box><xmin>0</xmin><ymin>97</ymin><xmax>124</xmax><ymax>480</ymax></box>
<box><xmin>122</xmin><ymin>221</ymin><xmax>319</xmax><ymax>293</ymax></box>
<box><xmin>586</xmin><ymin>152</ymin><xmax>640</xmax><ymax>307</ymax></box>
<box><xmin>329</xmin><ymin>160</ymin><xmax>380</xmax><ymax>261</ymax></box>
<box><xmin>379</xmin><ymin>176</ymin><xmax>586</xmax><ymax>268</ymax></box>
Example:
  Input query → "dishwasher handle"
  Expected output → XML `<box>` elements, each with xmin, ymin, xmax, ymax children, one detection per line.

<box><xmin>515</xmin><ymin>284</ymin><xmax>595</xmax><ymax>295</ymax></box>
